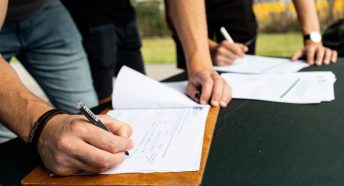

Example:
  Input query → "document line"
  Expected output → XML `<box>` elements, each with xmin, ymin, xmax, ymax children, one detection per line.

<box><xmin>280</xmin><ymin>78</ymin><xmax>300</xmax><ymax>98</ymax></box>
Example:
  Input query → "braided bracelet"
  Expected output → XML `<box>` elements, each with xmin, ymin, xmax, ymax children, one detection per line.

<box><xmin>28</xmin><ymin>109</ymin><xmax>66</xmax><ymax>150</ymax></box>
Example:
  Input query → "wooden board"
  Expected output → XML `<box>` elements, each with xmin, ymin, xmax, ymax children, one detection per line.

<box><xmin>21</xmin><ymin>107</ymin><xmax>219</xmax><ymax>186</ymax></box>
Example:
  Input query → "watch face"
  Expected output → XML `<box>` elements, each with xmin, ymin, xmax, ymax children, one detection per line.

<box><xmin>310</xmin><ymin>32</ymin><xmax>322</xmax><ymax>43</ymax></box>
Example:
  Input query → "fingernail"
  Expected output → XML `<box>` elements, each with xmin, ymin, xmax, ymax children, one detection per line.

<box><xmin>212</xmin><ymin>100</ymin><xmax>219</xmax><ymax>107</ymax></box>
<box><xmin>220</xmin><ymin>101</ymin><xmax>227</xmax><ymax>107</ymax></box>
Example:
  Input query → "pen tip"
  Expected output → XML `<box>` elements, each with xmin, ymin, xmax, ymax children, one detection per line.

<box><xmin>125</xmin><ymin>151</ymin><xmax>129</xmax><ymax>156</ymax></box>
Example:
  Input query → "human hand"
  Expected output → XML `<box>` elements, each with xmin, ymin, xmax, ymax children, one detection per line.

<box><xmin>291</xmin><ymin>41</ymin><xmax>338</xmax><ymax>66</ymax></box>
<box><xmin>210</xmin><ymin>40</ymin><xmax>248</xmax><ymax>66</ymax></box>
<box><xmin>186</xmin><ymin>69</ymin><xmax>232</xmax><ymax>107</ymax></box>
<box><xmin>37</xmin><ymin>114</ymin><xmax>133</xmax><ymax>176</ymax></box>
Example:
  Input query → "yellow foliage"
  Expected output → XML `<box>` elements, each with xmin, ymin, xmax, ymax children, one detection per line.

<box><xmin>254</xmin><ymin>0</ymin><xmax>343</xmax><ymax>26</ymax></box>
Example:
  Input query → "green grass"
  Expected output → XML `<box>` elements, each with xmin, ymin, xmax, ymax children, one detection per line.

<box><xmin>13</xmin><ymin>33</ymin><xmax>303</xmax><ymax>64</ymax></box>
<box><xmin>141</xmin><ymin>37</ymin><xmax>176</xmax><ymax>64</ymax></box>
<box><xmin>142</xmin><ymin>32</ymin><xmax>303</xmax><ymax>64</ymax></box>
<box><xmin>256</xmin><ymin>32</ymin><xmax>303</xmax><ymax>57</ymax></box>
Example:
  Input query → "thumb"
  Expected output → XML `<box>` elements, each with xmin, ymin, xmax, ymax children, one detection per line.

<box><xmin>291</xmin><ymin>50</ymin><xmax>304</xmax><ymax>61</ymax></box>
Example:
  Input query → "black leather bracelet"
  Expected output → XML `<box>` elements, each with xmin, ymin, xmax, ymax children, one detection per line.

<box><xmin>28</xmin><ymin>109</ymin><xmax>66</xmax><ymax>150</ymax></box>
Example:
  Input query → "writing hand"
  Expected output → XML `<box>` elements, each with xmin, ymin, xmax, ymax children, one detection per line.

<box><xmin>210</xmin><ymin>40</ymin><xmax>248</xmax><ymax>66</ymax></box>
<box><xmin>37</xmin><ymin>114</ymin><xmax>133</xmax><ymax>176</ymax></box>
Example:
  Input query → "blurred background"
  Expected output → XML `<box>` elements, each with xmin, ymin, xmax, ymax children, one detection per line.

<box><xmin>10</xmin><ymin>0</ymin><xmax>344</xmax><ymax>101</ymax></box>
<box><xmin>133</xmin><ymin>0</ymin><xmax>344</xmax><ymax>64</ymax></box>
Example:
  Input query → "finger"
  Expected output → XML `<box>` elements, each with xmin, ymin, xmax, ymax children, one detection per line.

<box><xmin>41</xmin><ymin>152</ymin><xmax>82</xmax><ymax>176</ymax></box>
<box><xmin>98</xmin><ymin>115</ymin><xmax>133</xmax><ymax>137</ymax></box>
<box><xmin>220</xmin><ymin>81</ymin><xmax>232</xmax><ymax>107</ymax></box>
<box><xmin>109</xmin><ymin>123</ymin><xmax>133</xmax><ymax>138</ymax></box>
<box><xmin>70</xmin><ymin>122</ymin><xmax>133</xmax><ymax>153</ymax></box>
<box><xmin>315</xmin><ymin>47</ymin><xmax>325</xmax><ymax>66</ymax></box>
<box><xmin>331</xmin><ymin>50</ymin><xmax>338</xmax><ymax>63</ymax></box>
<box><xmin>306</xmin><ymin>46</ymin><xmax>316</xmax><ymax>65</ymax></box>
<box><xmin>54</xmin><ymin>155</ymin><xmax>106</xmax><ymax>175</ymax></box>
<box><xmin>323</xmin><ymin>49</ymin><xmax>332</xmax><ymax>65</ymax></box>
<box><xmin>67</xmin><ymin>138</ymin><xmax>126</xmax><ymax>170</ymax></box>
<box><xmin>239</xmin><ymin>44</ymin><xmax>249</xmax><ymax>53</ymax></box>
<box><xmin>291</xmin><ymin>50</ymin><xmax>304</xmax><ymax>61</ymax></box>
<box><xmin>45</xmin><ymin>149</ymin><xmax>111</xmax><ymax>176</ymax></box>
<box><xmin>217</xmin><ymin>46</ymin><xmax>238</xmax><ymax>60</ymax></box>
<box><xmin>215</xmin><ymin>55</ymin><xmax>235</xmax><ymax>66</ymax></box>
<box><xmin>69</xmin><ymin>157</ymin><xmax>108</xmax><ymax>174</ymax></box>
<box><xmin>210</xmin><ymin>73</ymin><xmax>223</xmax><ymax>107</ymax></box>
<box><xmin>221</xmin><ymin>40</ymin><xmax>244</xmax><ymax>56</ymax></box>
<box><xmin>225</xmin><ymin>43</ymin><xmax>245</xmax><ymax>57</ymax></box>
<box><xmin>52</xmin><ymin>165</ymin><xmax>80</xmax><ymax>176</ymax></box>
<box><xmin>232</xmin><ymin>44</ymin><xmax>246</xmax><ymax>57</ymax></box>
<box><xmin>199</xmin><ymin>75</ymin><xmax>214</xmax><ymax>105</ymax></box>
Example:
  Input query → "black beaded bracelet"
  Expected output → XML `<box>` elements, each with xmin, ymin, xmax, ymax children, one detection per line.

<box><xmin>28</xmin><ymin>109</ymin><xmax>66</xmax><ymax>150</ymax></box>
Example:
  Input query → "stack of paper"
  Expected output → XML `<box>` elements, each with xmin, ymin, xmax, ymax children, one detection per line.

<box><xmin>214</xmin><ymin>55</ymin><xmax>310</xmax><ymax>74</ymax></box>
<box><xmin>164</xmin><ymin>72</ymin><xmax>336</xmax><ymax>104</ymax></box>
<box><xmin>221</xmin><ymin>72</ymin><xmax>336</xmax><ymax>104</ymax></box>
<box><xmin>104</xmin><ymin>66</ymin><xmax>209</xmax><ymax>174</ymax></box>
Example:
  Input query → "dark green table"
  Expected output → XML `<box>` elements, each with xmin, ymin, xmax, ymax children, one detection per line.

<box><xmin>203</xmin><ymin>59</ymin><xmax>344</xmax><ymax>186</ymax></box>
<box><xmin>164</xmin><ymin>58</ymin><xmax>344</xmax><ymax>186</ymax></box>
<box><xmin>1</xmin><ymin>58</ymin><xmax>343</xmax><ymax>185</ymax></box>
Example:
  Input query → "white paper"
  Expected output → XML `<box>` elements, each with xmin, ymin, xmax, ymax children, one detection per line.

<box><xmin>112</xmin><ymin>66</ymin><xmax>207</xmax><ymax>109</ymax></box>
<box><xmin>163</xmin><ymin>81</ymin><xmax>188</xmax><ymax>94</ymax></box>
<box><xmin>102</xmin><ymin>66</ymin><xmax>210</xmax><ymax>174</ymax></box>
<box><xmin>104</xmin><ymin>107</ymin><xmax>209</xmax><ymax>174</ymax></box>
<box><xmin>221</xmin><ymin>72</ymin><xmax>336</xmax><ymax>104</ymax></box>
<box><xmin>214</xmin><ymin>55</ymin><xmax>310</xmax><ymax>74</ymax></box>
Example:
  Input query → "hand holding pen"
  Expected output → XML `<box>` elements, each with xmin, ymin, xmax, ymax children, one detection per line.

<box><xmin>35</xmin><ymin>103</ymin><xmax>133</xmax><ymax>176</ymax></box>
<box><xmin>209</xmin><ymin>27</ymin><xmax>248</xmax><ymax>66</ymax></box>
<box><xmin>75</xmin><ymin>100</ymin><xmax>130</xmax><ymax>156</ymax></box>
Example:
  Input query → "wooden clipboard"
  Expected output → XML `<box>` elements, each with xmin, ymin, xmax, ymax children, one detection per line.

<box><xmin>21</xmin><ymin>107</ymin><xmax>219</xmax><ymax>186</ymax></box>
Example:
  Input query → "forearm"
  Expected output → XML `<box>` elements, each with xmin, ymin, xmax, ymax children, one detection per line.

<box><xmin>0</xmin><ymin>0</ymin><xmax>8</xmax><ymax>28</ymax></box>
<box><xmin>0</xmin><ymin>58</ymin><xmax>52</xmax><ymax>142</ymax></box>
<box><xmin>293</xmin><ymin>0</ymin><xmax>320</xmax><ymax>35</ymax></box>
<box><xmin>291</xmin><ymin>0</ymin><xmax>337</xmax><ymax>65</ymax></box>
<box><xmin>167</xmin><ymin>0</ymin><xmax>212</xmax><ymax>75</ymax></box>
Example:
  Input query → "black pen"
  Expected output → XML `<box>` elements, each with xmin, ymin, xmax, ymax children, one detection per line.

<box><xmin>195</xmin><ymin>91</ymin><xmax>202</xmax><ymax>102</ymax></box>
<box><xmin>75</xmin><ymin>100</ymin><xmax>129</xmax><ymax>156</ymax></box>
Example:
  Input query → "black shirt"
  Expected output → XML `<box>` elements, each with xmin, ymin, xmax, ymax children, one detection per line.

<box><xmin>166</xmin><ymin>0</ymin><xmax>258</xmax><ymax>42</ymax></box>
<box><xmin>6</xmin><ymin>0</ymin><xmax>52</xmax><ymax>22</ymax></box>
<box><xmin>165</xmin><ymin>0</ymin><xmax>258</xmax><ymax>69</ymax></box>
<box><xmin>62</xmin><ymin>0</ymin><xmax>135</xmax><ymax>29</ymax></box>
<box><xmin>205</xmin><ymin>0</ymin><xmax>258</xmax><ymax>42</ymax></box>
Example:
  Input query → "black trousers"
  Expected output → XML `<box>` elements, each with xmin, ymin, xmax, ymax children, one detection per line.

<box><xmin>81</xmin><ymin>20</ymin><xmax>145</xmax><ymax>100</ymax></box>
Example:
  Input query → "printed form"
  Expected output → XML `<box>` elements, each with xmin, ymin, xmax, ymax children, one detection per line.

<box><xmin>221</xmin><ymin>72</ymin><xmax>336</xmax><ymax>104</ymax></box>
<box><xmin>105</xmin><ymin>108</ymin><xmax>208</xmax><ymax>174</ymax></box>
<box><xmin>164</xmin><ymin>72</ymin><xmax>336</xmax><ymax>104</ymax></box>
<box><xmin>104</xmin><ymin>66</ymin><xmax>209</xmax><ymax>174</ymax></box>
